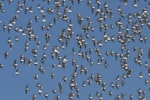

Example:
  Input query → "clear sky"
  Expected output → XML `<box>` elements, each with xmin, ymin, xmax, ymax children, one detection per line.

<box><xmin>0</xmin><ymin>0</ymin><xmax>150</xmax><ymax>100</ymax></box>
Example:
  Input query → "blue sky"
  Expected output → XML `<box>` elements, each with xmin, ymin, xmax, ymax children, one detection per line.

<box><xmin>0</xmin><ymin>0</ymin><xmax>150</xmax><ymax>100</ymax></box>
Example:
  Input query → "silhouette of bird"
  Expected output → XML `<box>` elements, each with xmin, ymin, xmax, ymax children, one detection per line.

<box><xmin>148</xmin><ymin>48</ymin><xmax>150</xmax><ymax>59</ymax></box>
<box><xmin>25</xmin><ymin>84</ymin><xmax>29</xmax><ymax>94</ymax></box>
<box><xmin>0</xmin><ymin>64</ymin><xmax>4</xmax><ymax>69</ymax></box>
<box><xmin>15</xmin><ymin>69</ymin><xmax>19</xmax><ymax>75</ymax></box>
<box><xmin>44</xmin><ymin>93</ymin><xmax>48</xmax><ymax>99</ymax></box>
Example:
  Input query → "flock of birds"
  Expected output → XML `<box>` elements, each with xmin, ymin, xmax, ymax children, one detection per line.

<box><xmin>1</xmin><ymin>0</ymin><xmax>150</xmax><ymax>100</ymax></box>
